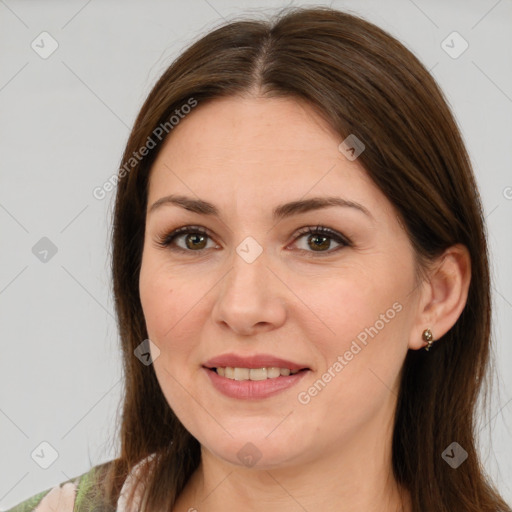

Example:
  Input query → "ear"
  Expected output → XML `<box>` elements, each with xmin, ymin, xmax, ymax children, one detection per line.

<box><xmin>408</xmin><ymin>244</ymin><xmax>471</xmax><ymax>350</ymax></box>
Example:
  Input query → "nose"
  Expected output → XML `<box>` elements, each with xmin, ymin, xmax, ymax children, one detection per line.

<box><xmin>211</xmin><ymin>246</ymin><xmax>287</xmax><ymax>336</ymax></box>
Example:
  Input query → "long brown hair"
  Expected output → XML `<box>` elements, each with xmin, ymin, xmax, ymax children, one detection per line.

<box><xmin>97</xmin><ymin>6</ymin><xmax>511</xmax><ymax>511</ymax></box>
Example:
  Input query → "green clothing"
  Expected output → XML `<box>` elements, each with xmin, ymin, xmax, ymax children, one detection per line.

<box><xmin>5</xmin><ymin>461</ymin><xmax>115</xmax><ymax>512</ymax></box>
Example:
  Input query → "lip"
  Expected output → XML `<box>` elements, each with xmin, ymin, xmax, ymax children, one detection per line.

<box><xmin>203</xmin><ymin>366</ymin><xmax>310</xmax><ymax>399</ymax></box>
<box><xmin>203</xmin><ymin>353</ymin><xmax>309</xmax><ymax>371</ymax></box>
<box><xmin>202</xmin><ymin>353</ymin><xmax>311</xmax><ymax>400</ymax></box>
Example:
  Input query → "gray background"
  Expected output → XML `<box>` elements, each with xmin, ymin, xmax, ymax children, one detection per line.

<box><xmin>1</xmin><ymin>0</ymin><xmax>511</xmax><ymax>508</ymax></box>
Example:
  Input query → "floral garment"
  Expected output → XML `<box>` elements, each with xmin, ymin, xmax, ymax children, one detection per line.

<box><xmin>5</xmin><ymin>456</ymin><xmax>153</xmax><ymax>512</ymax></box>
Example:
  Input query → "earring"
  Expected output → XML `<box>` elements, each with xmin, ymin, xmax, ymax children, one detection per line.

<box><xmin>422</xmin><ymin>328</ymin><xmax>434</xmax><ymax>351</ymax></box>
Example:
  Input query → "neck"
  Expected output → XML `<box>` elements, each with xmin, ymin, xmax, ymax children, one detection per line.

<box><xmin>173</xmin><ymin>404</ymin><xmax>411</xmax><ymax>512</ymax></box>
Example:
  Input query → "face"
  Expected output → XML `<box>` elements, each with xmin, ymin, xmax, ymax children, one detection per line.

<box><xmin>139</xmin><ymin>95</ymin><xmax>421</xmax><ymax>470</ymax></box>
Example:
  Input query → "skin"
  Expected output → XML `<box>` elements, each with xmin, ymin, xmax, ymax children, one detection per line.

<box><xmin>138</xmin><ymin>95</ymin><xmax>471</xmax><ymax>512</ymax></box>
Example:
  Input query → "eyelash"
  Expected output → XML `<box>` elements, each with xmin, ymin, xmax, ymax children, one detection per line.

<box><xmin>155</xmin><ymin>225</ymin><xmax>352</xmax><ymax>257</ymax></box>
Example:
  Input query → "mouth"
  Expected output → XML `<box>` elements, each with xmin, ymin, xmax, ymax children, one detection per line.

<box><xmin>202</xmin><ymin>353</ymin><xmax>311</xmax><ymax>399</ymax></box>
<box><xmin>206</xmin><ymin>366</ymin><xmax>307</xmax><ymax>380</ymax></box>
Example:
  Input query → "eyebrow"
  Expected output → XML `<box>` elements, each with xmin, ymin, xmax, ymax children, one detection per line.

<box><xmin>148</xmin><ymin>194</ymin><xmax>373</xmax><ymax>221</ymax></box>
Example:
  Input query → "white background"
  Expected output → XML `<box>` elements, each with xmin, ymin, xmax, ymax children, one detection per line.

<box><xmin>1</xmin><ymin>0</ymin><xmax>511</xmax><ymax>508</ymax></box>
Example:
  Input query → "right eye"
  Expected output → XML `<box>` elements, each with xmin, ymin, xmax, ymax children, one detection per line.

<box><xmin>155</xmin><ymin>225</ymin><xmax>219</xmax><ymax>254</ymax></box>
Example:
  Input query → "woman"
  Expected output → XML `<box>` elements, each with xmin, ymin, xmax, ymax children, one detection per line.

<box><xmin>8</xmin><ymin>5</ymin><xmax>510</xmax><ymax>512</ymax></box>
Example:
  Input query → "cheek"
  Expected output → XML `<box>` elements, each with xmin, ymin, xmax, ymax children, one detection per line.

<box><xmin>140</xmin><ymin>252</ymin><xmax>189</xmax><ymax>342</ymax></box>
<box><xmin>294</xmin><ymin>262</ymin><xmax>410</xmax><ymax>355</ymax></box>
<box><xmin>139</xmin><ymin>257</ymin><xmax>203</xmax><ymax>415</ymax></box>
<box><xmin>297</xmin><ymin>283</ymin><xmax>409</xmax><ymax>437</ymax></box>
<box><xmin>139</xmin><ymin>251</ymin><xmax>211</xmax><ymax>381</ymax></box>
<box><xmin>296</xmin><ymin>256</ymin><xmax>413</xmax><ymax>405</ymax></box>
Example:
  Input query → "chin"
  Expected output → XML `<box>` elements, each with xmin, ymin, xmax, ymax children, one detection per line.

<box><xmin>199</xmin><ymin>430</ymin><xmax>306</xmax><ymax>470</ymax></box>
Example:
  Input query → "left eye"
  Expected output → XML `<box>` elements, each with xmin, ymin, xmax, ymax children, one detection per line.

<box><xmin>155</xmin><ymin>225</ymin><xmax>351</xmax><ymax>255</ymax></box>
<box><xmin>290</xmin><ymin>226</ymin><xmax>351</xmax><ymax>255</ymax></box>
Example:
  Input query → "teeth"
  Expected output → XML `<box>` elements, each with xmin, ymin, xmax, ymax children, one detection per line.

<box><xmin>234</xmin><ymin>367</ymin><xmax>249</xmax><ymax>381</ymax></box>
<box><xmin>267</xmin><ymin>367</ymin><xmax>281</xmax><ymax>378</ymax></box>
<box><xmin>249</xmin><ymin>368</ymin><xmax>267</xmax><ymax>381</ymax></box>
<box><xmin>214</xmin><ymin>366</ymin><xmax>303</xmax><ymax>381</ymax></box>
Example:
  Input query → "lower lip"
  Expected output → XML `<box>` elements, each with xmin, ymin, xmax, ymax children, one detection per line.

<box><xmin>203</xmin><ymin>367</ymin><xmax>309</xmax><ymax>399</ymax></box>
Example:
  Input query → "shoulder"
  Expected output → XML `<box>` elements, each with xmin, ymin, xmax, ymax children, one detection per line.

<box><xmin>5</xmin><ymin>460</ymin><xmax>116</xmax><ymax>512</ymax></box>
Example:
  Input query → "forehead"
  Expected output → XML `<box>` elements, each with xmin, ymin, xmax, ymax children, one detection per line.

<box><xmin>147</xmin><ymin>96</ymin><xmax>384</xmax><ymax>217</ymax></box>
<box><xmin>156</xmin><ymin>96</ymin><xmax>339</xmax><ymax>165</ymax></box>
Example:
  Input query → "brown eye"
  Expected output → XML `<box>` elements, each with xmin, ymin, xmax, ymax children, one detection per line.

<box><xmin>306</xmin><ymin>233</ymin><xmax>331</xmax><ymax>251</ymax></box>
<box><xmin>155</xmin><ymin>226</ymin><xmax>217</xmax><ymax>253</ymax></box>
<box><xmin>292</xmin><ymin>226</ymin><xmax>351</xmax><ymax>255</ymax></box>
<box><xmin>183</xmin><ymin>232</ymin><xmax>208</xmax><ymax>250</ymax></box>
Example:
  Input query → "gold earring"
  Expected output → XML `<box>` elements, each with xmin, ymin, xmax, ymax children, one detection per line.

<box><xmin>422</xmin><ymin>328</ymin><xmax>434</xmax><ymax>351</ymax></box>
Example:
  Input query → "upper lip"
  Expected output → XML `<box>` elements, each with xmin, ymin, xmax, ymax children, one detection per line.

<box><xmin>203</xmin><ymin>353</ymin><xmax>310</xmax><ymax>370</ymax></box>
